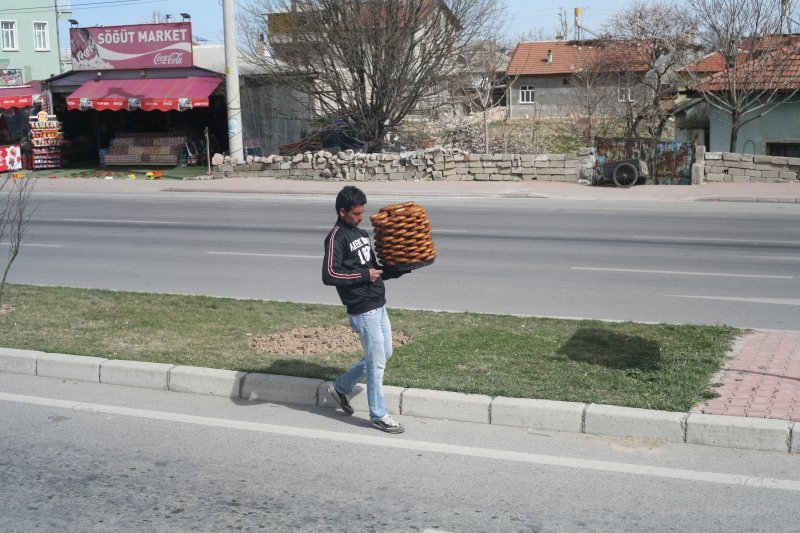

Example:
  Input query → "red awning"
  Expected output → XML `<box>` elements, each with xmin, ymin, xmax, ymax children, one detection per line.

<box><xmin>0</xmin><ymin>85</ymin><xmax>43</xmax><ymax>110</ymax></box>
<box><xmin>66</xmin><ymin>77</ymin><xmax>222</xmax><ymax>112</ymax></box>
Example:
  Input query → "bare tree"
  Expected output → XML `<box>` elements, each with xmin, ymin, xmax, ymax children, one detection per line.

<box><xmin>239</xmin><ymin>0</ymin><xmax>502</xmax><ymax>152</ymax></box>
<box><xmin>562</xmin><ymin>45</ymin><xmax>619</xmax><ymax>147</ymax></box>
<box><xmin>686</xmin><ymin>0</ymin><xmax>800</xmax><ymax>152</ymax></box>
<box><xmin>605</xmin><ymin>0</ymin><xmax>698</xmax><ymax>140</ymax></box>
<box><xmin>452</xmin><ymin>40</ymin><xmax>512</xmax><ymax>153</ymax></box>
<box><xmin>0</xmin><ymin>174</ymin><xmax>35</xmax><ymax>309</ymax></box>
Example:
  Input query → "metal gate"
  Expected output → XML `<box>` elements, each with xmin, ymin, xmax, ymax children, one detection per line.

<box><xmin>595</xmin><ymin>138</ymin><xmax>695</xmax><ymax>185</ymax></box>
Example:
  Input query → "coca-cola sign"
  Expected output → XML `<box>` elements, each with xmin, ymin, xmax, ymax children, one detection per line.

<box><xmin>70</xmin><ymin>22</ymin><xmax>193</xmax><ymax>71</ymax></box>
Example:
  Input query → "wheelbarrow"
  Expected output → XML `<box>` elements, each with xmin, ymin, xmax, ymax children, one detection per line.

<box><xmin>593</xmin><ymin>158</ymin><xmax>649</xmax><ymax>188</ymax></box>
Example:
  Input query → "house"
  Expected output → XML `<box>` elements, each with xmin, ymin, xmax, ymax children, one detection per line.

<box><xmin>0</xmin><ymin>0</ymin><xmax>71</xmax><ymax>83</ymax></box>
<box><xmin>673</xmin><ymin>53</ymin><xmax>725</xmax><ymax>147</ymax></box>
<box><xmin>681</xmin><ymin>40</ymin><xmax>800</xmax><ymax>155</ymax></box>
<box><xmin>506</xmin><ymin>39</ymin><xmax>652</xmax><ymax>119</ymax></box>
<box><xmin>193</xmin><ymin>44</ymin><xmax>312</xmax><ymax>155</ymax></box>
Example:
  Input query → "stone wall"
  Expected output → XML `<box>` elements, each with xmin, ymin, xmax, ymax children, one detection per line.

<box><xmin>212</xmin><ymin>148</ymin><xmax>596</xmax><ymax>182</ymax></box>
<box><xmin>696</xmin><ymin>147</ymin><xmax>800</xmax><ymax>183</ymax></box>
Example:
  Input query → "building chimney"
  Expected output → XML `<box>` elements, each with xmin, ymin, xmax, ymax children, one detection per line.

<box><xmin>547</xmin><ymin>49</ymin><xmax>553</xmax><ymax>64</ymax></box>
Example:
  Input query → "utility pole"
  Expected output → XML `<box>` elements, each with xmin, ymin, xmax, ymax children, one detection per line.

<box><xmin>222</xmin><ymin>0</ymin><xmax>244</xmax><ymax>161</ymax></box>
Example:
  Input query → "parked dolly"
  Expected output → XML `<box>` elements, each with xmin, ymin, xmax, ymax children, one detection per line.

<box><xmin>593</xmin><ymin>158</ymin><xmax>649</xmax><ymax>188</ymax></box>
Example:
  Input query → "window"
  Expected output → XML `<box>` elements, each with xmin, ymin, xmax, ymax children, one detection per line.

<box><xmin>767</xmin><ymin>142</ymin><xmax>800</xmax><ymax>157</ymax></box>
<box><xmin>519</xmin><ymin>85</ymin><xmax>535</xmax><ymax>104</ymax></box>
<box><xmin>617</xmin><ymin>86</ymin><xmax>633</xmax><ymax>103</ymax></box>
<box><xmin>33</xmin><ymin>22</ymin><xmax>49</xmax><ymax>51</ymax></box>
<box><xmin>1</xmin><ymin>20</ymin><xmax>18</xmax><ymax>51</ymax></box>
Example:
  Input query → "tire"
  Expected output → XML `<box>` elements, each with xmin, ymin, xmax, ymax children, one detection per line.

<box><xmin>612</xmin><ymin>162</ymin><xmax>638</xmax><ymax>188</ymax></box>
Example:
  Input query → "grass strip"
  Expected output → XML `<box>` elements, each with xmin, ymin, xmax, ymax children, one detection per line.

<box><xmin>0</xmin><ymin>284</ymin><xmax>741</xmax><ymax>412</ymax></box>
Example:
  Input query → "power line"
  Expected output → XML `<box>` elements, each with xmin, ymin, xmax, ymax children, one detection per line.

<box><xmin>0</xmin><ymin>0</ymin><xmax>169</xmax><ymax>15</ymax></box>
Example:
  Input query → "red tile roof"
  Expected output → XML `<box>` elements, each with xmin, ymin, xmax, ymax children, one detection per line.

<box><xmin>694</xmin><ymin>45</ymin><xmax>800</xmax><ymax>91</ymax></box>
<box><xmin>683</xmin><ymin>53</ymin><xmax>725</xmax><ymax>73</ymax></box>
<box><xmin>507</xmin><ymin>40</ymin><xmax>651</xmax><ymax>76</ymax></box>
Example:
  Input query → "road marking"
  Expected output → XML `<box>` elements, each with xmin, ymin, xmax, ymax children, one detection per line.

<box><xmin>64</xmin><ymin>218</ymin><xmax>180</xmax><ymax>225</ymax></box>
<box><xmin>0</xmin><ymin>243</ymin><xmax>62</xmax><ymax>247</ymax></box>
<box><xmin>207</xmin><ymin>251</ymin><xmax>321</xmax><ymax>259</ymax></box>
<box><xmin>571</xmin><ymin>267</ymin><xmax>793</xmax><ymax>279</ymax></box>
<box><xmin>1</xmin><ymin>391</ymin><xmax>798</xmax><ymax>492</ymax></box>
<box><xmin>634</xmin><ymin>235</ymin><xmax>800</xmax><ymax>245</ymax></box>
<box><xmin>669</xmin><ymin>295</ymin><xmax>800</xmax><ymax>306</ymax></box>
<box><xmin>735</xmin><ymin>255</ymin><xmax>800</xmax><ymax>261</ymax></box>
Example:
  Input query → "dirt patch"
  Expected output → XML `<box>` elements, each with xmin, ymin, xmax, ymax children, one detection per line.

<box><xmin>251</xmin><ymin>325</ymin><xmax>412</xmax><ymax>355</ymax></box>
<box><xmin>0</xmin><ymin>304</ymin><xmax>14</xmax><ymax>316</ymax></box>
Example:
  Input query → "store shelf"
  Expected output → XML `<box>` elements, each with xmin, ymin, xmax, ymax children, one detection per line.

<box><xmin>29</xmin><ymin>114</ymin><xmax>62</xmax><ymax>170</ymax></box>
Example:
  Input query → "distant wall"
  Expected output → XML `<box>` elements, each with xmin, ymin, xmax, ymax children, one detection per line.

<box><xmin>696</xmin><ymin>147</ymin><xmax>800</xmax><ymax>183</ymax></box>
<box><xmin>213</xmin><ymin>148</ymin><xmax>596</xmax><ymax>182</ymax></box>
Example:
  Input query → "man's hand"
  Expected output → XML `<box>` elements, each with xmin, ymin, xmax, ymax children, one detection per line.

<box><xmin>368</xmin><ymin>268</ymin><xmax>383</xmax><ymax>282</ymax></box>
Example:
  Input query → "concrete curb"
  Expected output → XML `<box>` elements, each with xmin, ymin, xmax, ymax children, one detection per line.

<box><xmin>1</xmin><ymin>348</ymin><xmax>797</xmax><ymax>453</ymax></box>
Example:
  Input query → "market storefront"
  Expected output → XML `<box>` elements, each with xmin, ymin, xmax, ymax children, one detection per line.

<box><xmin>44</xmin><ymin>22</ymin><xmax>227</xmax><ymax>167</ymax></box>
<box><xmin>0</xmin><ymin>80</ymin><xmax>49</xmax><ymax>172</ymax></box>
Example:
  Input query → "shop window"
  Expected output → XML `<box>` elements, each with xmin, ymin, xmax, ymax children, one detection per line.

<box><xmin>1</xmin><ymin>20</ymin><xmax>18</xmax><ymax>51</ymax></box>
<box><xmin>34</xmin><ymin>22</ymin><xmax>49</xmax><ymax>51</ymax></box>
<box><xmin>520</xmin><ymin>85</ymin><xmax>535</xmax><ymax>104</ymax></box>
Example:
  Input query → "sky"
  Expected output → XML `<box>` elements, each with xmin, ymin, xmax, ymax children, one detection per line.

<box><xmin>56</xmin><ymin>0</ymin><xmax>633</xmax><ymax>51</ymax></box>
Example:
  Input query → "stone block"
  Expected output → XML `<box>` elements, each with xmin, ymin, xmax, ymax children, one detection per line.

<box><xmin>100</xmin><ymin>360</ymin><xmax>172</xmax><ymax>390</ymax></box>
<box><xmin>722</xmin><ymin>152</ymin><xmax>741</xmax><ymax>161</ymax></box>
<box><xmin>402</xmin><ymin>389</ymin><xmax>491</xmax><ymax>424</ymax></box>
<box><xmin>691</xmin><ymin>163</ymin><xmax>704</xmax><ymax>184</ymax></box>
<box><xmin>0</xmin><ymin>347</ymin><xmax>41</xmax><ymax>375</ymax></box>
<box><xmin>779</xmin><ymin>170</ymin><xmax>798</xmax><ymax>179</ymax></box>
<box><xmin>705</xmin><ymin>152</ymin><xmax>722</xmax><ymax>160</ymax></box>
<box><xmin>37</xmin><ymin>353</ymin><xmax>107</xmax><ymax>382</ymax></box>
<box><xmin>491</xmin><ymin>398</ymin><xmax>585</xmax><ymax>432</ymax></box>
<box><xmin>770</xmin><ymin>156</ymin><xmax>789</xmax><ymax>165</ymax></box>
<box><xmin>170</xmin><ymin>366</ymin><xmax>247</xmax><ymax>397</ymax></box>
<box><xmin>241</xmin><ymin>373</ymin><xmax>323</xmax><ymax>406</ymax></box>
<box><xmin>754</xmin><ymin>155</ymin><xmax>772</xmax><ymax>163</ymax></box>
<box><xmin>535</xmin><ymin>161</ymin><xmax>550</xmax><ymax>168</ymax></box>
<box><xmin>686</xmin><ymin>413</ymin><xmax>791</xmax><ymax>452</ymax></box>
<box><xmin>584</xmin><ymin>405</ymin><xmax>687</xmax><ymax>443</ymax></box>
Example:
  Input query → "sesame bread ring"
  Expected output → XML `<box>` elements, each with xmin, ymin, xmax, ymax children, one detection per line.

<box><xmin>379</xmin><ymin>201</ymin><xmax>415</xmax><ymax>213</ymax></box>
<box><xmin>370</xmin><ymin>211</ymin><xmax>389</xmax><ymax>222</ymax></box>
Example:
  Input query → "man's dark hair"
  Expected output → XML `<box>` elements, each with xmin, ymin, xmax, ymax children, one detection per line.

<box><xmin>335</xmin><ymin>186</ymin><xmax>367</xmax><ymax>214</ymax></box>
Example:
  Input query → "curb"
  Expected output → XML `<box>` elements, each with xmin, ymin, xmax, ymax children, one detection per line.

<box><xmin>1</xmin><ymin>347</ymin><xmax>796</xmax><ymax>453</ymax></box>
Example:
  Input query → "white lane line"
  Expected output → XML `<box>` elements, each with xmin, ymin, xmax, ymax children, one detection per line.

<box><xmin>207</xmin><ymin>251</ymin><xmax>321</xmax><ymax>259</ymax></box>
<box><xmin>668</xmin><ymin>295</ymin><xmax>800</xmax><ymax>306</ymax></box>
<box><xmin>734</xmin><ymin>255</ymin><xmax>800</xmax><ymax>261</ymax></box>
<box><xmin>571</xmin><ymin>267</ymin><xmax>793</xmax><ymax>279</ymax></box>
<box><xmin>64</xmin><ymin>218</ymin><xmax>180</xmax><ymax>225</ymax></box>
<box><xmin>0</xmin><ymin>243</ymin><xmax>63</xmax><ymax>247</ymax></box>
<box><xmin>1</xmin><ymin>391</ymin><xmax>797</xmax><ymax>492</ymax></box>
<box><xmin>634</xmin><ymin>235</ymin><xmax>800</xmax><ymax>245</ymax></box>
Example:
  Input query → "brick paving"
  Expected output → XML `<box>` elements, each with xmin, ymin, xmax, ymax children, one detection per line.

<box><xmin>691</xmin><ymin>330</ymin><xmax>800</xmax><ymax>421</ymax></box>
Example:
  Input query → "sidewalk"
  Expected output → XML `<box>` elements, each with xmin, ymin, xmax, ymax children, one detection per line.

<box><xmin>691</xmin><ymin>330</ymin><xmax>800</xmax><ymax>421</ymax></box>
<box><xmin>31</xmin><ymin>175</ymin><xmax>800</xmax><ymax>203</ymax></box>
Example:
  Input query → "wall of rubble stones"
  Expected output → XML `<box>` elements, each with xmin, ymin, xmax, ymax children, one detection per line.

<box><xmin>212</xmin><ymin>148</ymin><xmax>597</xmax><ymax>182</ymax></box>
<box><xmin>695</xmin><ymin>147</ymin><xmax>800</xmax><ymax>183</ymax></box>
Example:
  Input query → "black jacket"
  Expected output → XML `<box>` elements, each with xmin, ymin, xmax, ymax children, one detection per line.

<box><xmin>322</xmin><ymin>218</ymin><xmax>402</xmax><ymax>315</ymax></box>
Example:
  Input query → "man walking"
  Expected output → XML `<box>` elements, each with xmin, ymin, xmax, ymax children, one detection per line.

<box><xmin>322</xmin><ymin>186</ymin><xmax>405</xmax><ymax>434</ymax></box>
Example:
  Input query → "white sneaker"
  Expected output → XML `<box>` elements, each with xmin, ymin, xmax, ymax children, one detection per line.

<box><xmin>371</xmin><ymin>414</ymin><xmax>404</xmax><ymax>434</ymax></box>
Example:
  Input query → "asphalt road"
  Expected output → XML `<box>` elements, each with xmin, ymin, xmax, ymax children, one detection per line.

<box><xmin>2</xmin><ymin>373</ymin><xmax>799</xmax><ymax>532</ymax></box>
<box><xmin>8</xmin><ymin>191</ymin><xmax>800</xmax><ymax>329</ymax></box>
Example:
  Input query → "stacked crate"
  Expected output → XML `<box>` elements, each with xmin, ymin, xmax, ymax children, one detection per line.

<box><xmin>105</xmin><ymin>133</ymin><xmax>187</xmax><ymax>166</ymax></box>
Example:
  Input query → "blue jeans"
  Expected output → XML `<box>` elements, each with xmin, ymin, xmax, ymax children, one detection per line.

<box><xmin>335</xmin><ymin>306</ymin><xmax>393</xmax><ymax>420</ymax></box>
